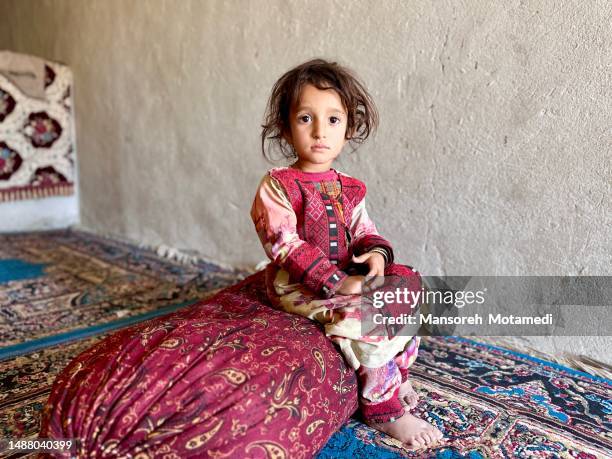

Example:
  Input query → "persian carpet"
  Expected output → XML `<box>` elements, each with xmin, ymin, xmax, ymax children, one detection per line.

<box><xmin>0</xmin><ymin>229</ymin><xmax>247</xmax><ymax>457</ymax></box>
<box><xmin>1</xmin><ymin>335</ymin><xmax>109</xmax><ymax>442</ymax></box>
<box><xmin>318</xmin><ymin>336</ymin><xmax>612</xmax><ymax>458</ymax></box>
<box><xmin>0</xmin><ymin>229</ymin><xmax>244</xmax><ymax>351</ymax></box>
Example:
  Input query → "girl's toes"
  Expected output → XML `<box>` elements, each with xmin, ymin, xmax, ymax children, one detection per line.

<box><xmin>430</xmin><ymin>426</ymin><xmax>443</xmax><ymax>440</ymax></box>
<box><xmin>404</xmin><ymin>437</ymin><xmax>419</xmax><ymax>448</ymax></box>
<box><xmin>401</xmin><ymin>394</ymin><xmax>418</xmax><ymax>410</ymax></box>
<box><xmin>411</xmin><ymin>434</ymin><xmax>425</xmax><ymax>448</ymax></box>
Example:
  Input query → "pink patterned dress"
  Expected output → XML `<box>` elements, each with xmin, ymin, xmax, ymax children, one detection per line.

<box><xmin>251</xmin><ymin>166</ymin><xmax>422</xmax><ymax>423</ymax></box>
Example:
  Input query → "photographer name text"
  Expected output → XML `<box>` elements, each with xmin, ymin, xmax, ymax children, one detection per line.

<box><xmin>372</xmin><ymin>313</ymin><xmax>554</xmax><ymax>326</ymax></box>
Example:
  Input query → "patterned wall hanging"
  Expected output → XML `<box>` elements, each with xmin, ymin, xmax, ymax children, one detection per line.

<box><xmin>0</xmin><ymin>53</ymin><xmax>75</xmax><ymax>202</ymax></box>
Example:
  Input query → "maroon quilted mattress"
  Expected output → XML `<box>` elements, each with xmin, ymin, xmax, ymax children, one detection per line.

<box><xmin>41</xmin><ymin>271</ymin><xmax>358</xmax><ymax>458</ymax></box>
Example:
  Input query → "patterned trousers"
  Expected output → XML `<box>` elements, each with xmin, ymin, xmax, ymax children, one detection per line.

<box><xmin>265</xmin><ymin>262</ymin><xmax>422</xmax><ymax>423</ymax></box>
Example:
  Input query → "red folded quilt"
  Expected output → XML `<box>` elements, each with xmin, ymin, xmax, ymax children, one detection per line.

<box><xmin>41</xmin><ymin>271</ymin><xmax>358</xmax><ymax>458</ymax></box>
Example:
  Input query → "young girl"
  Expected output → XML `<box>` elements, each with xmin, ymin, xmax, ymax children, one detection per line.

<box><xmin>251</xmin><ymin>59</ymin><xmax>444</xmax><ymax>449</ymax></box>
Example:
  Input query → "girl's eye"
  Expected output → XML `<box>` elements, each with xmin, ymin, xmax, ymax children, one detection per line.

<box><xmin>298</xmin><ymin>115</ymin><xmax>311</xmax><ymax>123</ymax></box>
<box><xmin>330</xmin><ymin>116</ymin><xmax>341</xmax><ymax>125</ymax></box>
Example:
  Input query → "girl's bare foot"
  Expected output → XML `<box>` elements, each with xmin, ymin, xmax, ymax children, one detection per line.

<box><xmin>367</xmin><ymin>412</ymin><xmax>444</xmax><ymax>449</ymax></box>
<box><xmin>399</xmin><ymin>380</ymin><xmax>419</xmax><ymax>410</ymax></box>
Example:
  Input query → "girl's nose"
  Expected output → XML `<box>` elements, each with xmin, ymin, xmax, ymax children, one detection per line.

<box><xmin>313</xmin><ymin>119</ymin><xmax>325</xmax><ymax>138</ymax></box>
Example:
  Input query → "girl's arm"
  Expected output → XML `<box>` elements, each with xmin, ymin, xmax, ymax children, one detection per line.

<box><xmin>349</xmin><ymin>197</ymin><xmax>394</xmax><ymax>265</ymax></box>
<box><xmin>250</xmin><ymin>175</ymin><xmax>348</xmax><ymax>298</ymax></box>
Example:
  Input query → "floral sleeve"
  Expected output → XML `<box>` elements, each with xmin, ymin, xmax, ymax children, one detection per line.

<box><xmin>349</xmin><ymin>197</ymin><xmax>394</xmax><ymax>265</ymax></box>
<box><xmin>250</xmin><ymin>174</ymin><xmax>348</xmax><ymax>298</ymax></box>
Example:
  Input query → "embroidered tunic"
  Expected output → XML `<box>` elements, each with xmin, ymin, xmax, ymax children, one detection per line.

<box><xmin>251</xmin><ymin>167</ymin><xmax>393</xmax><ymax>299</ymax></box>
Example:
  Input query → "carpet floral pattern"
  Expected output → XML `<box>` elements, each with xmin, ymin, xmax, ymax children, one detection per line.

<box><xmin>0</xmin><ymin>230</ymin><xmax>244</xmax><ymax>346</ymax></box>
<box><xmin>318</xmin><ymin>336</ymin><xmax>612</xmax><ymax>458</ymax></box>
<box><xmin>1</xmin><ymin>335</ymin><xmax>109</xmax><ymax>442</ymax></box>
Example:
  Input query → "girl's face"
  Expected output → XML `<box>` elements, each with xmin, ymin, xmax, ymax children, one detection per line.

<box><xmin>285</xmin><ymin>84</ymin><xmax>348</xmax><ymax>172</ymax></box>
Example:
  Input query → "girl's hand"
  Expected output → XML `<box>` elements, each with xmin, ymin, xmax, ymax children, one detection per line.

<box><xmin>352</xmin><ymin>252</ymin><xmax>386</xmax><ymax>291</ymax></box>
<box><xmin>336</xmin><ymin>275</ymin><xmax>365</xmax><ymax>295</ymax></box>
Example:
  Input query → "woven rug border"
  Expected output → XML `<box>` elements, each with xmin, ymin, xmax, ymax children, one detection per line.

<box><xmin>0</xmin><ymin>299</ymin><xmax>197</xmax><ymax>362</ymax></box>
<box><xmin>453</xmin><ymin>336</ymin><xmax>612</xmax><ymax>385</ymax></box>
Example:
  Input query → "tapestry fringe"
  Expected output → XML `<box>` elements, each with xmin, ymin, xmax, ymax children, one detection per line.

<box><xmin>0</xmin><ymin>183</ymin><xmax>74</xmax><ymax>202</ymax></box>
<box><xmin>468</xmin><ymin>336</ymin><xmax>612</xmax><ymax>380</ymax></box>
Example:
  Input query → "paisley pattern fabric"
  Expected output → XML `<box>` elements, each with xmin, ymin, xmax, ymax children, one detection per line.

<box><xmin>0</xmin><ymin>54</ymin><xmax>75</xmax><ymax>201</ymax></box>
<box><xmin>40</xmin><ymin>271</ymin><xmax>359</xmax><ymax>458</ymax></box>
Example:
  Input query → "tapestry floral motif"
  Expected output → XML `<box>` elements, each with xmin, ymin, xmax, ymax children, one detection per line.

<box><xmin>29</xmin><ymin>166</ymin><xmax>68</xmax><ymax>187</ymax></box>
<box><xmin>22</xmin><ymin>111</ymin><xmax>62</xmax><ymax>148</ymax></box>
<box><xmin>0</xmin><ymin>141</ymin><xmax>22</xmax><ymax>180</ymax></box>
<box><xmin>44</xmin><ymin>64</ymin><xmax>55</xmax><ymax>88</ymax></box>
<box><xmin>0</xmin><ymin>56</ymin><xmax>75</xmax><ymax>201</ymax></box>
<box><xmin>40</xmin><ymin>271</ymin><xmax>359</xmax><ymax>458</ymax></box>
<box><xmin>0</xmin><ymin>88</ymin><xmax>16</xmax><ymax>122</ymax></box>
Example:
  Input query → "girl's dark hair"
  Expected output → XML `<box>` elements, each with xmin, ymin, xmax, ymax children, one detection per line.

<box><xmin>261</xmin><ymin>58</ymin><xmax>379</xmax><ymax>161</ymax></box>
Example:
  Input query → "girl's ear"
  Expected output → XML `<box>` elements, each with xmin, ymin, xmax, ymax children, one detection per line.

<box><xmin>282</xmin><ymin>128</ymin><xmax>293</xmax><ymax>145</ymax></box>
